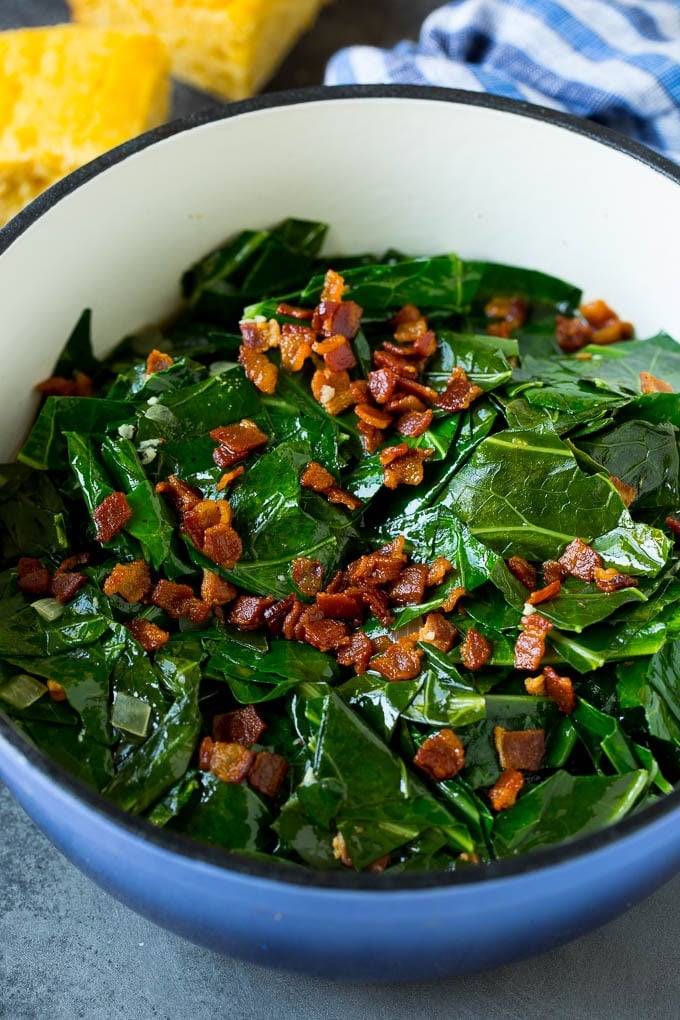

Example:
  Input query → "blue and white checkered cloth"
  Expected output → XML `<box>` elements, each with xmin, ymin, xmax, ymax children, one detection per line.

<box><xmin>325</xmin><ymin>0</ymin><xmax>680</xmax><ymax>163</ymax></box>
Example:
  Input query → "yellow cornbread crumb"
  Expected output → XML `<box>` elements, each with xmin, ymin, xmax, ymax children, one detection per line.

<box><xmin>0</xmin><ymin>25</ymin><xmax>169</xmax><ymax>227</ymax></box>
<box><xmin>69</xmin><ymin>0</ymin><xmax>329</xmax><ymax>101</ymax></box>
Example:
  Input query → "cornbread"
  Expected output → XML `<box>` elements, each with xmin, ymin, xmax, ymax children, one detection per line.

<box><xmin>69</xmin><ymin>0</ymin><xmax>329</xmax><ymax>101</ymax></box>
<box><xmin>0</xmin><ymin>25</ymin><xmax>169</xmax><ymax>227</ymax></box>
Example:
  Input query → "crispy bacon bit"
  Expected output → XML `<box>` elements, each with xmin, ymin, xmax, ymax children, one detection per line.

<box><xmin>126</xmin><ymin>619</ymin><xmax>170</xmax><ymax>653</ymax></box>
<box><xmin>316</xmin><ymin>591</ymin><xmax>363</xmax><ymax>619</ymax></box>
<box><xmin>558</xmin><ymin>537</ymin><xmax>602</xmax><ymax>582</ymax></box>
<box><xmin>103</xmin><ymin>559</ymin><xmax>152</xmax><ymax>604</ymax></box>
<box><xmin>216</xmin><ymin>466</ymin><xmax>245</xmax><ymax>491</ymax></box>
<box><xmin>460</xmin><ymin>627</ymin><xmax>492</xmax><ymax>670</ymax></box>
<box><xmin>281</xmin><ymin>598</ymin><xmax>305</xmax><ymax>640</ymax></box>
<box><xmin>198</xmin><ymin>735</ymin><xmax>214</xmax><ymax>770</ymax></box>
<box><xmin>396</xmin><ymin>409</ymin><xmax>433</xmax><ymax>437</ymax></box>
<box><xmin>200</xmin><ymin>569</ymin><xmax>237</xmax><ymax>606</ymax></box>
<box><xmin>426</xmin><ymin>557</ymin><xmax>452</xmax><ymax>587</ymax></box>
<box><xmin>579</xmin><ymin>299</ymin><xmax>617</xmax><ymax>329</ymax></box>
<box><xmin>368</xmin><ymin>368</ymin><xmax>400</xmax><ymax>405</ymax></box>
<box><xmin>155</xmin><ymin>475</ymin><xmax>202</xmax><ymax>513</ymax></box>
<box><xmin>287</xmin><ymin>557</ymin><xmax>323</xmax><ymax>598</ymax></box>
<box><xmin>279</xmin><ymin>322</ymin><xmax>315</xmax><ymax>371</ymax></box>
<box><xmin>16</xmin><ymin>557</ymin><xmax>51</xmax><ymax>595</ymax></box>
<box><xmin>151</xmin><ymin>579</ymin><xmax>211</xmax><ymax>623</ymax></box>
<box><xmin>46</xmin><ymin>679</ymin><xmax>67</xmax><ymax>702</ymax></box>
<box><xmin>238</xmin><ymin>345</ymin><xmax>278</xmax><ymax>394</ymax></box>
<box><xmin>300</xmin><ymin>460</ymin><xmax>336</xmax><ymax>493</ymax></box>
<box><xmin>494</xmin><ymin>726</ymin><xmax>545</xmax><ymax>771</ymax></box>
<box><xmin>311</xmin><ymin>367</ymin><xmax>354</xmax><ymax>416</ymax></box>
<box><xmin>514</xmin><ymin>612</ymin><xmax>554</xmax><ymax>670</ymax></box>
<box><xmin>145</xmin><ymin>348</ymin><xmax>174</xmax><ymax>374</ymax></box>
<box><xmin>418</xmin><ymin>612</ymin><xmax>457</xmax><ymax>653</ymax></box>
<box><xmin>346</xmin><ymin>537</ymin><xmax>406</xmax><ymax>587</ymax></box>
<box><xmin>441</xmin><ymin>585</ymin><xmax>467</xmax><ymax>613</ymax></box>
<box><xmin>206</xmin><ymin>741</ymin><xmax>255</xmax><ymax>784</ymax></box>
<box><xmin>229</xmin><ymin>594</ymin><xmax>276</xmax><ymax>631</ymax></box>
<box><xmin>372</xmin><ymin>348</ymin><xmax>419</xmax><ymax>379</ymax></box>
<box><xmin>542</xmin><ymin>560</ymin><xmax>566</xmax><ymax>585</ymax></box>
<box><xmin>320</xmin><ymin>268</ymin><xmax>347</xmax><ymax>304</ymax></box>
<box><xmin>387</xmin><ymin>564</ymin><xmax>429</xmax><ymax>606</ymax></box>
<box><xmin>239</xmin><ymin>317</ymin><xmax>280</xmax><ymax>352</ymax></box>
<box><xmin>332</xmin><ymin>831</ymin><xmax>353</xmax><ymax>868</ymax></box>
<box><xmin>379</xmin><ymin>443</ymin><xmax>434</xmax><ymax>489</ymax></box>
<box><xmin>434</xmin><ymin>367</ymin><xmax>483</xmax><ymax>413</ymax></box>
<box><xmin>593</xmin><ymin>567</ymin><xmax>639</xmax><ymax>593</ymax></box>
<box><xmin>296</xmin><ymin>606</ymin><xmax>349</xmax><ymax>652</ymax></box>
<box><xmin>248</xmin><ymin>751</ymin><xmax>290</xmax><ymax>797</ymax></box>
<box><xmin>336</xmin><ymin>632</ymin><xmax>374</xmax><ymax>674</ymax></box>
<box><xmin>210</xmin><ymin>419</ymin><xmax>269</xmax><ymax>469</ymax></box>
<box><xmin>395</xmin><ymin>377</ymin><xmax>439</xmax><ymax>404</ymax></box>
<box><xmin>276</xmin><ymin>302</ymin><xmax>314</xmax><ymax>321</ymax></box>
<box><xmin>592</xmin><ymin>320</ymin><xmax>634</xmax><ymax>345</ymax></box>
<box><xmin>50</xmin><ymin>571</ymin><xmax>86</xmax><ymax>603</ymax></box>
<box><xmin>555</xmin><ymin>314</ymin><xmax>593</xmax><ymax>353</ymax></box>
<box><xmin>326</xmin><ymin>486</ymin><xmax>362</xmax><ymax>512</ymax></box>
<box><xmin>202</xmin><ymin>521</ymin><xmax>243</xmax><ymax>570</ymax></box>
<box><xmin>488</xmin><ymin>769</ymin><xmax>524</xmax><ymax>811</ymax></box>
<box><xmin>527</xmin><ymin>579</ymin><xmax>562</xmax><ymax>605</ymax></box>
<box><xmin>213</xmin><ymin>704</ymin><xmax>266</xmax><ymax>746</ymax></box>
<box><xmin>35</xmin><ymin>371</ymin><xmax>93</xmax><ymax>397</ymax></box>
<box><xmin>312</xmin><ymin>334</ymin><xmax>357</xmax><ymax>372</ymax></box>
<box><xmin>57</xmin><ymin>553</ymin><xmax>90</xmax><ymax>573</ymax></box>
<box><xmin>182</xmin><ymin>499</ymin><xmax>223</xmax><ymax>547</ymax></box>
<box><xmin>93</xmin><ymin>491</ymin><xmax>132</xmax><ymax>543</ymax></box>
<box><xmin>665</xmin><ymin>515</ymin><xmax>680</xmax><ymax>537</ymax></box>
<box><xmin>359</xmin><ymin>587</ymin><xmax>393</xmax><ymax>627</ymax></box>
<box><xmin>579</xmin><ymin>300</ymin><xmax>634</xmax><ymax>345</ymax></box>
<box><xmin>355</xmin><ymin>403</ymin><xmax>393</xmax><ymax>430</ymax></box>
<box><xmin>349</xmin><ymin>379</ymin><xmax>371</xmax><ymax>404</ymax></box>
<box><xmin>542</xmin><ymin>665</ymin><xmax>576</xmax><ymax>714</ymax></box>
<box><xmin>485</xmin><ymin>295</ymin><xmax>528</xmax><ymax>335</ymax></box>
<box><xmin>610</xmin><ymin>475</ymin><xmax>637</xmax><ymax>507</ymax></box>
<box><xmin>524</xmin><ymin>673</ymin><xmax>546</xmax><ymax>696</ymax></box>
<box><xmin>640</xmin><ymin>371</ymin><xmax>673</xmax><ymax>394</ymax></box>
<box><xmin>356</xmin><ymin>420</ymin><xmax>384</xmax><ymax>455</ymax></box>
<box><xmin>507</xmin><ymin>556</ymin><xmax>537</xmax><ymax>590</ymax></box>
<box><xmin>372</xmin><ymin>638</ymin><xmax>422</xmax><ymax>681</ymax></box>
<box><xmin>414</xmin><ymin>728</ymin><xmax>466</xmax><ymax>781</ymax></box>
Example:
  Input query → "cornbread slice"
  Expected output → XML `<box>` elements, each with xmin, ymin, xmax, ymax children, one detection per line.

<box><xmin>0</xmin><ymin>25</ymin><xmax>169</xmax><ymax>227</ymax></box>
<box><xmin>69</xmin><ymin>0</ymin><xmax>329</xmax><ymax>101</ymax></box>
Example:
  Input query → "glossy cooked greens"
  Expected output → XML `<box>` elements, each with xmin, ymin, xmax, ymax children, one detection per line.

<box><xmin>1</xmin><ymin>217</ymin><xmax>680</xmax><ymax>873</ymax></box>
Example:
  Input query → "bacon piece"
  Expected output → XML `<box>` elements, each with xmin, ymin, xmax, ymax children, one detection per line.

<box><xmin>320</xmin><ymin>268</ymin><xmax>346</xmax><ymax>302</ymax></box>
<box><xmin>206</xmin><ymin>741</ymin><xmax>255</xmax><ymax>784</ymax></box>
<box><xmin>414</xmin><ymin>728</ymin><xmax>466</xmax><ymax>781</ymax></box>
<box><xmin>311</xmin><ymin>367</ymin><xmax>354</xmax><ymax>416</ymax></box>
<box><xmin>418</xmin><ymin>612</ymin><xmax>457</xmax><ymax>653</ymax></box>
<box><xmin>579</xmin><ymin>299</ymin><xmax>617</xmax><ymax>328</ymax></box>
<box><xmin>210</xmin><ymin>419</ymin><xmax>268</xmax><ymax>469</ymax></box>
<box><xmin>372</xmin><ymin>639</ymin><xmax>422</xmax><ymax>681</ymax></box>
<box><xmin>460</xmin><ymin>627</ymin><xmax>492</xmax><ymax>670</ymax></box>
<box><xmin>238</xmin><ymin>345</ymin><xmax>278</xmax><ymax>394</ymax></box>
<box><xmin>542</xmin><ymin>559</ymin><xmax>566</xmax><ymax>585</ymax></box>
<box><xmin>316</xmin><ymin>591</ymin><xmax>364</xmax><ymax>619</ymax></box>
<box><xmin>126</xmin><ymin>618</ymin><xmax>170</xmax><ymax>653</ymax></box>
<box><xmin>357</xmin><ymin>420</ymin><xmax>384</xmax><ymax>455</ymax></box>
<box><xmin>524</xmin><ymin>673</ymin><xmax>546</xmax><ymax>696</ymax></box>
<box><xmin>281</xmin><ymin>598</ymin><xmax>305</xmax><ymax>640</ymax></box>
<box><xmin>202</xmin><ymin>521</ymin><xmax>243</xmax><ymax>570</ymax></box>
<box><xmin>385</xmin><ymin>394</ymin><xmax>427</xmax><ymax>415</ymax></box>
<box><xmin>359</xmin><ymin>587</ymin><xmax>393</xmax><ymax>627</ymax></box>
<box><xmin>349</xmin><ymin>379</ymin><xmax>371</xmax><ymax>404</ymax></box>
<box><xmin>666</xmin><ymin>515</ymin><xmax>680</xmax><ymax>537</ymax></box>
<box><xmin>395</xmin><ymin>377</ymin><xmax>439</xmax><ymax>404</ymax></box>
<box><xmin>372</xmin><ymin>348</ymin><xmax>419</xmax><ymax>379</ymax></box>
<box><xmin>296</xmin><ymin>606</ymin><xmax>349</xmax><ymax>652</ymax></box>
<box><xmin>181</xmin><ymin>498</ymin><xmax>222</xmax><ymax>548</ymax></box>
<box><xmin>50</xmin><ymin>571</ymin><xmax>86</xmax><ymax>603</ymax></box>
<box><xmin>239</xmin><ymin>318</ymin><xmax>280</xmax><ymax>352</ymax></box>
<box><xmin>313</xmin><ymin>300</ymin><xmax>363</xmax><ymax>340</ymax></box>
<box><xmin>507</xmin><ymin>556</ymin><xmax>537</xmax><ymax>590</ymax></box>
<box><xmin>542</xmin><ymin>665</ymin><xmax>576</xmax><ymax>714</ymax></box>
<box><xmin>291</xmin><ymin>557</ymin><xmax>324</xmax><ymax>597</ymax></box>
<box><xmin>368</xmin><ymin>368</ymin><xmax>400</xmax><ymax>405</ymax></box>
<box><xmin>332</xmin><ymin>831</ymin><xmax>354</xmax><ymax>868</ymax></box>
<box><xmin>640</xmin><ymin>371</ymin><xmax>673</xmax><ymax>394</ymax></box>
<box><xmin>555</xmin><ymin>314</ymin><xmax>593</xmax><ymax>353</ymax></box>
<box><xmin>379</xmin><ymin>443</ymin><xmax>434</xmax><ymax>489</ymax></box>
<box><xmin>312</xmin><ymin>334</ymin><xmax>357</xmax><ymax>372</ymax></box>
<box><xmin>247</xmin><ymin>751</ymin><xmax>290</xmax><ymax>797</ymax></box>
<box><xmin>155</xmin><ymin>475</ymin><xmax>202</xmax><ymax>514</ymax></box>
<box><xmin>259</xmin><ymin>594</ymin><xmax>294</xmax><ymax>636</ymax></box>
<box><xmin>103</xmin><ymin>559</ymin><xmax>152</xmax><ymax>603</ymax></box>
<box><xmin>593</xmin><ymin>567</ymin><xmax>638</xmax><ymax>593</ymax></box>
<box><xmin>527</xmin><ymin>579</ymin><xmax>562</xmax><ymax>605</ymax></box>
<box><xmin>198</xmin><ymin>735</ymin><xmax>214</xmax><ymax>770</ymax></box>
<box><xmin>200</xmin><ymin>569</ymin><xmax>237</xmax><ymax>606</ymax></box>
<box><xmin>558</xmin><ymin>537</ymin><xmax>602</xmax><ymax>582</ymax></box>
<box><xmin>494</xmin><ymin>726</ymin><xmax>545</xmax><ymax>771</ymax></box>
<box><xmin>16</xmin><ymin>557</ymin><xmax>51</xmax><ymax>595</ymax></box>
<box><xmin>579</xmin><ymin>300</ymin><xmax>633</xmax><ymax>343</ymax></box>
<box><xmin>441</xmin><ymin>585</ymin><xmax>467</xmax><ymax>613</ymax></box>
<box><xmin>336</xmin><ymin>632</ymin><xmax>374</xmax><ymax>674</ymax></box>
<box><xmin>93</xmin><ymin>491</ymin><xmax>132</xmax><ymax>543</ymax></box>
<box><xmin>355</xmin><ymin>403</ymin><xmax>393</xmax><ymax>430</ymax></box>
<box><xmin>145</xmin><ymin>348</ymin><xmax>174</xmax><ymax>374</ymax></box>
<box><xmin>228</xmin><ymin>595</ymin><xmax>275</xmax><ymax>631</ymax></box>
<box><xmin>426</xmin><ymin>557</ymin><xmax>452</xmax><ymax>587</ymax></box>
<box><xmin>300</xmin><ymin>460</ymin><xmax>335</xmax><ymax>493</ymax></box>
<box><xmin>394</xmin><ymin>315</ymin><xmax>429</xmax><ymax>343</ymax></box>
<box><xmin>387</xmin><ymin>563</ymin><xmax>429</xmax><ymax>606</ymax></box>
<box><xmin>396</xmin><ymin>409</ymin><xmax>433</xmax><ymax>438</ymax></box>
<box><xmin>216</xmin><ymin>466</ymin><xmax>245</xmax><ymax>492</ymax></box>
<box><xmin>488</xmin><ymin>769</ymin><xmax>524</xmax><ymax>811</ymax></box>
<box><xmin>279</xmin><ymin>322</ymin><xmax>315</xmax><ymax>371</ymax></box>
<box><xmin>326</xmin><ymin>486</ymin><xmax>362</xmax><ymax>512</ymax></box>
<box><xmin>592</xmin><ymin>321</ymin><xmax>633</xmax><ymax>345</ymax></box>
<box><xmin>46</xmin><ymin>679</ymin><xmax>67</xmax><ymax>702</ymax></box>
<box><xmin>610</xmin><ymin>475</ymin><xmax>637</xmax><ymax>507</ymax></box>
<box><xmin>276</xmin><ymin>302</ymin><xmax>314</xmax><ymax>321</ymax></box>
<box><xmin>213</xmin><ymin>704</ymin><xmax>266</xmax><ymax>746</ymax></box>
<box><xmin>151</xmin><ymin>579</ymin><xmax>211</xmax><ymax>623</ymax></box>
<box><xmin>35</xmin><ymin>372</ymin><xmax>93</xmax><ymax>397</ymax></box>
<box><xmin>434</xmin><ymin>367</ymin><xmax>483</xmax><ymax>413</ymax></box>
<box><xmin>346</xmin><ymin>537</ymin><xmax>406</xmax><ymax>587</ymax></box>
<box><xmin>514</xmin><ymin>612</ymin><xmax>554</xmax><ymax>670</ymax></box>
<box><xmin>484</xmin><ymin>295</ymin><xmax>528</xmax><ymax>336</ymax></box>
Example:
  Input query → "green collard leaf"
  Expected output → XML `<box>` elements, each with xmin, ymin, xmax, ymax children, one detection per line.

<box><xmin>426</xmin><ymin>331</ymin><xmax>515</xmax><ymax>392</ymax></box>
<box><xmin>18</xmin><ymin>397</ymin><xmax>132</xmax><ymax>471</ymax></box>
<box><xmin>171</xmin><ymin>771</ymin><xmax>273</xmax><ymax>852</ymax></box>
<box><xmin>616</xmin><ymin>640</ymin><xmax>680</xmax><ymax>746</ymax></box>
<box><xmin>592</xmin><ymin>519</ymin><xmax>671</xmax><ymax>577</ymax></box>
<box><xmin>577</xmin><ymin>420</ymin><xmax>679</xmax><ymax>511</ymax></box>
<box><xmin>534</xmin><ymin>579</ymin><xmax>646</xmax><ymax>633</ymax></box>
<box><xmin>560</xmin><ymin>334</ymin><xmax>680</xmax><ymax>396</ymax></box>
<box><xmin>0</xmin><ymin>463</ymin><xmax>68</xmax><ymax>560</ymax></box>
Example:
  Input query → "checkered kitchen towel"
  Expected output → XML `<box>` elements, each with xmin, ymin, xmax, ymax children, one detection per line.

<box><xmin>325</xmin><ymin>0</ymin><xmax>680</xmax><ymax>163</ymax></box>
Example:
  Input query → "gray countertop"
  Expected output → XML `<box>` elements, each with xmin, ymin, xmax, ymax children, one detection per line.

<box><xmin>2</xmin><ymin>2</ymin><xmax>680</xmax><ymax>1017</ymax></box>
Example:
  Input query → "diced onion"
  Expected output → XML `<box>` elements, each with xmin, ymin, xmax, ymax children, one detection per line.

<box><xmin>0</xmin><ymin>673</ymin><xmax>47</xmax><ymax>710</ymax></box>
<box><xmin>31</xmin><ymin>597</ymin><xmax>65</xmax><ymax>621</ymax></box>
<box><xmin>111</xmin><ymin>692</ymin><xmax>151</xmax><ymax>738</ymax></box>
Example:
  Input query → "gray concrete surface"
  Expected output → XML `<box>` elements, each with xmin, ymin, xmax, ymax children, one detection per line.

<box><xmin>3</xmin><ymin>1</ymin><xmax>680</xmax><ymax>1016</ymax></box>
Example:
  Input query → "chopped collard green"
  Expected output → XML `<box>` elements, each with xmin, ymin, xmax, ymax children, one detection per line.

<box><xmin>3</xmin><ymin>217</ymin><xmax>680</xmax><ymax>873</ymax></box>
